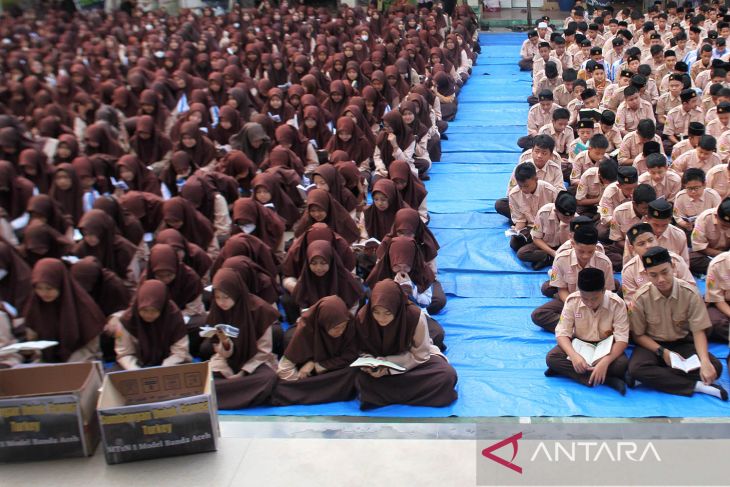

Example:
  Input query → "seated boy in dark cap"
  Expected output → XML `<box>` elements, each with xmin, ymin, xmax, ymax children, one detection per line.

<box><xmin>517</xmin><ymin>191</ymin><xmax>578</xmax><ymax>270</ymax></box>
<box><xmin>545</xmin><ymin>267</ymin><xmax>629</xmax><ymax>395</ymax></box>
<box><xmin>689</xmin><ymin>196</ymin><xmax>730</xmax><ymax>275</ymax></box>
<box><xmin>627</xmin><ymin>246</ymin><xmax>727</xmax><ymax>401</ymax></box>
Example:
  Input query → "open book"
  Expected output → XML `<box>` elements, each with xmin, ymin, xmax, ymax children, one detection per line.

<box><xmin>352</xmin><ymin>237</ymin><xmax>381</xmax><ymax>250</ymax></box>
<box><xmin>0</xmin><ymin>340</ymin><xmax>58</xmax><ymax>354</ymax></box>
<box><xmin>669</xmin><ymin>352</ymin><xmax>700</xmax><ymax>373</ymax></box>
<box><xmin>199</xmin><ymin>324</ymin><xmax>240</xmax><ymax>339</ymax></box>
<box><xmin>350</xmin><ymin>356</ymin><xmax>405</xmax><ymax>372</ymax></box>
<box><xmin>570</xmin><ymin>336</ymin><xmax>614</xmax><ymax>366</ymax></box>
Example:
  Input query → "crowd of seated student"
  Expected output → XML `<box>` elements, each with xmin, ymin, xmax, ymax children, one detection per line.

<box><xmin>0</xmin><ymin>1</ymin><xmax>477</xmax><ymax>410</ymax></box>
<box><xmin>508</xmin><ymin>1</ymin><xmax>730</xmax><ymax>399</ymax></box>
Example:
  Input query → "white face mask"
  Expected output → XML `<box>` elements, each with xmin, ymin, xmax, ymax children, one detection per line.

<box><xmin>0</xmin><ymin>269</ymin><xmax>7</xmax><ymax>280</ymax></box>
<box><xmin>361</xmin><ymin>34</ymin><xmax>369</xmax><ymax>42</ymax></box>
<box><xmin>240</xmin><ymin>223</ymin><xmax>256</xmax><ymax>234</ymax></box>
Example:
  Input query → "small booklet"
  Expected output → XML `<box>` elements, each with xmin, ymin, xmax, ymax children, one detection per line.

<box><xmin>72</xmin><ymin>229</ymin><xmax>83</xmax><ymax>242</ymax></box>
<box><xmin>570</xmin><ymin>336</ymin><xmax>614</xmax><ymax>366</ymax></box>
<box><xmin>0</xmin><ymin>340</ymin><xmax>58</xmax><ymax>354</ymax></box>
<box><xmin>61</xmin><ymin>255</ymin><xmax>80</xmax><ymax>265</ymax></box>
<box><xmin>350</xmin><ymin>356</ymin><xmax>406</xmax><ymax>372</ymax></box>
<box><xmin>297</xmin><ymin>183</ymin><xmax>317</xmax><ymax>200</ymax></box>
<box><xmin>199</xmin><ymin>324</ymin><xmax>240</xmax><ymax>339</ymax></box>
<box><xmin>352</xmin><ymin>237</ymin><xmax>381</xmax><ymax>250</ymax></box>
<box><xmin>669</xmin><ymin>352</ymin><xmax>701</xmax><ymax>373</ymax></box>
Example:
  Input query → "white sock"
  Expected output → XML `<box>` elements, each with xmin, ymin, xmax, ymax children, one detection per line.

<box><xmin>694</xmin><ymin>381</ymin><xmax>722</xmax><ymax>398</ymax></box>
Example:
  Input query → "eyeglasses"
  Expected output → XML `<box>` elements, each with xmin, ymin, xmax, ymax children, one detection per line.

<box><xmin>685</xmin><ymin>185</ymin><xmax>704</xmax><ymax>192</ymax></box>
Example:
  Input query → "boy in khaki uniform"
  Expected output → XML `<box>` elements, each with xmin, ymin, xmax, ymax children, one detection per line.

<box><xmin>704</xmin><ymin>250</ymin><xmax>730</xmax><ymax>342</ymax></box>
<box><xmin>621</xmin><ymin>223</ymin><xmax>695</xmax><ymax>306</ymax></box>
<box><xmin>531</xmin><ymin>224</ymin><xmax>614</xmax><ymax>332</ymax></box>
<box><xmin>545</xmin><ymin>267</ymin><xmax>630</xmax><ymax>395</ymax></box>
<box><xmin>689</xmin><ymin>197</ymin><xmax>730</xmax><ymax>275</ymax></box>
<box><xmin>604</xmin><ymin>183</ymin><xmax>657</xmax><ymax>271</ymax></box>
<box><xmin>519</xmin><ymin>191</ymin><xmax>577</xmax><ymax>270</ymax></box>
<box><xmin>506</xmin><ymin>162</ymin><xmax>560</xmax><ymax>251</ymax></box>
<box><xmin>627</xmin><ymin>246</ymin><xmax>727</xmax><ymax>400</ymax></box>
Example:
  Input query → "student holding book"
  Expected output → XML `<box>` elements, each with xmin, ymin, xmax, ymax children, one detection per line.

<box><xmin>354</xmin><ymin>279</ymin><xmax>457</xmax><ymax>410</ymax></box>
<box><xmin>545</xmin><ymin>268</ymin><xmax>630</xmax><ymax>395</ymax></box>
<box><xmin>272</xmin><ymin>296</ymin><xmax>359</xmax><ymax>406</ymax></box>
<box><xmin>627</xmin><ymin>247</ymin><xmax>727</xmax><ymax>401</ymax></box>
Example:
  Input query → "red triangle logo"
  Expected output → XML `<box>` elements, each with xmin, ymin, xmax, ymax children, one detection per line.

<box><xmin>481</xmin><ymin>432</ymin><xmax>523</xmax><ymax>474</ymax></box>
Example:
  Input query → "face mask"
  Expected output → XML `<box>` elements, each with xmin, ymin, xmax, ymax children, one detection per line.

<box><xmin>0</xmin><ymin>269</ymin><xmax>7</xmax><ymax>280</ymax></box>
<box><xmin>240</xmin><ymin>223</ymin><xmax>256</xmax><ymax>234</ymax></box>
<box><xmin>361</xmin><ymin>34</ymin><xmax>369</xmax><ymax>42</ymax></box>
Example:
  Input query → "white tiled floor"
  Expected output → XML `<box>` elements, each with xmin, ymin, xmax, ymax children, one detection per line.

<box><xmin>2</xmin><ymin>435</ymin><xmax>477</xmax><ymax>487</ymax></box>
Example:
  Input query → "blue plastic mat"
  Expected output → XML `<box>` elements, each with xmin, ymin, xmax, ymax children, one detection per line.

<box><xmin>221</xmin><ymin>32</ymin><xmax>730</xmax><ymax>418</ymax></box>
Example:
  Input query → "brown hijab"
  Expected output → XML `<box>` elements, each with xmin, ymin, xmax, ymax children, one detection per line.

<box><xmin>206</xmin><ymin>268</ymin><xmax>279</xmax><ymax>371</ymax></box>
<box><xmin>381</xmin><ymin>208</ymin><xmax>439</xmax><ymax>262</ymax></box>
<box><xmin>18</xmin><ymin>148</ymin><xmax>52</xmax><ymax>194</ymax></box>
<box><xmin>251</xmin><ymin>171</ymin><xmax>301</xmax><ymax>227</ymax></box>
<box><xmin>364</xmin><ymin>178</ymin><xmax>409</xmax><ymax>241</ymax></box>
<box><xmin>293</xmin><ymin>188</ymin><xmax>360</xmax><ymax>243</ymax></box>
<box><xmin>216</xmin><ymin>150</ymin><xmax>256</xmax><ymax>193</ymax></box>
<box><xmin>75</xmin><ymin>209</ymin><xmax>137</xmax><ymax>279</ymax></box>
<box><xmin>23</xmin><ymin>258</ymin><xmax>105</xmax><ymax>362</ymax></box>
<box><xmin>161</xmin><ymin>196</ymin><xmax>215</xmax><ymax>249</ymax></box>
<box><xmin>366</xmin><ymin>236</ymin><xmax>435</xmax><ymax>293</ymax></box>
<box><xmin>221</xmin><ymin>255</ymin><xmax>279</xmax><ymax>305</ymax></box>
<box><xmin>120</xmin><ymin>279</ymin><xmax>187</xmax><ymax>367</ymax></box>
<box><xmin>389</xmin><ymin>159</ymin><xmax>427</xmax><ymax>210</ymax></box>
<box><xmin>49</xmin><ymin>163</ymin><xmax>85</xmax><ymax>225</ymax></box>
<box><xmin>130</xmin><ymin>114</ymin><xmax>173</xmax><ymax>165</ymax></box>
<box><xmin>356</xmin><ymin>279</ymin><xmax>422</xmax><ymax>357</ymax></box>
<box><xmin>119</xmin><ymin>191</ymin><xmax>164</xmax><ymax>233</ymax></box>
<box><xmin>116</xmin><ymin>154</ymin><xmax>162</xmax><ymax>196</ymax></box>
<box><xmin>0</xmin><ymin>159</ymin><xmax>34</xmax><ymax>219</ymax></box>
<box><xmin>71</xmin><ymin>256</ymin><xmax>131</xmax><ymax>317</ymax></box>
<box><xmin>155</xmin><ymin>228</ymin><xmax>212</xmax><ymax>279</ymax></box>
<box><xmin>0</xmin><ymin>238</ymin><xmax>32</xmax><ymax>311</ymax></box>
<box><xmin>293</xmin><ymin>240</ymin><xmax>364</xmax><ymax>309</ymax></box>
<box><xmin>211</xmin><ymin>233</ymin><xmax>278</xmax><ymax>280</ymax></box>
<box><xmin>231</xmin><ymin>197</ymin><xmax>285</xmax><ymax>250</ymax></box>
<box><xmin>313</xmin><ymin>163</ymin><xmax>358</xmax><ymax>212</ymax></box>
<box><xmin>21</xmin><ymin>221</ymin><xmax>73</xmax><ymax>267</ymax></box>
<box><xmin>284</xmin><ymin>295</ymin><xmax>358</xmax><ymax>369</ymax></box>
<box><xmin>92</xmin><ymin>196</ymin><xmax>144</xmax><ymax>246</ymax></box>
<box><xmin>27</xmin><ymin>194</ymin><xmax>72</xmax><ymax>235</ymax></box>
<box><xmin>143</xmin><ymin>243</ymin><xmax>202</xmax><ymax>310</ymax></box>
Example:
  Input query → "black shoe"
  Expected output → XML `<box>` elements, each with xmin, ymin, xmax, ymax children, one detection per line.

<box><xmin>710</xmin><ymin>384</ymin><xmax>729</xmax><ymax>401</ymax></box>
<box><xmin>543</xmin><ymin>368</ymin><xmax>558</xmax><ymax>377</ymax></box>
<box><xmin>605</xmin><ymin>377</ymin><xmax>627</xmax><ymax>396</ymax></box>
<box><xmin>531</xmin><ymin>255</ymin><xmax>553</xmax><ymax>270</ymax></box>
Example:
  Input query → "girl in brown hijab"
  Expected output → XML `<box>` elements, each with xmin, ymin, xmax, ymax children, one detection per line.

<box><xmin>220</xmin><ymin>255</ymin><xmax>279</xmax><ymax>306</ymax></box>
<box><xmin>231</xmin><ymin>197</ymin><xmax>285</xmax><ymax>251</ymax></box>
<box><xmin>251</xmin><ymin>171</ymin><xmax>301</xmax><ymax>228</ymax></box>
<box><xmin>324</xmin><ymin>116</ymin><xmax>373</xmax><ymax>169</ymax></box>
<box><xmin>0</xmin><ymin>238</ymin><xmax>32</xmax><ymax>312</ymax></box>
<box><xmin>216</xmin><ymin>150</ymin><xmax>256</xmax><ymax>196</ymax></box>
<box><xmin>23</xmin><ymin>258</ymin><xmax>105</xmax><ymax>363</ymax></box>
<box><xmin>115</xmin><ymin>154</ymin><xmax>163</xmax><ymax>196</ymax></box>
<box><xmin>293</xmin><ymin>188</ymin><xmax>360</xmax><ymax>244</ymax></box>
<box><xmin>364</xmin><ymin>178</ymin><xmax>409</xmax><ymax>241</ymax></box>
<box><xmin>71</xmin><ymin>256</ymin><xmax>131</xmax><ymax>318</ymax></box>
<box><xmin>0</xmin><ymin>160</ymin><xmax>34</xmax><ymax>222</ymax></box>
<box><xmin>138</xmin><ymin>89</ymin><xmax>171</xmax><ymax>133</ymax></box>
<box><xmin>299</xmin><ymin>105</ymin><xmax>333</xmax><ymax>150</ymax></box>
<box><xmin>84</xmin><ymin>122</ymin><xmax>125</xmax><ymax>159</ymax></box>
<box><xmin>272</xmin><ymin>295</ymin><xmax>358</xmax><ymax>405</ymax></box>
<box><xmin>342</xmin><ymin>103</ymin><xmax>377</xmax><ymax>147</ymax></box>
<box><xmin>27</xmin><ymin>193</ymin><xmax>72</xmax><ymax>236</ymax></box>
<box><xmin>49</xmin><ymin>163</ymin><xmax>85</xmax><ymax>226</ymax></box>
<box><xmin>290</xmin><ymin>239</ymin><xmax>363</xmax><ymax>310</ymax></box>
<box><xmin>274</xmin><ymin>124</ymin><xmax>316</xmax><ymax>171</ymax></box>
<box><xmin>366</xmin><ymin>236</ymin><xmax>435</xmax><ymax>304</ymax></box>
<box><xmin>211</xmin><ymin>232</ymin><xmax>279</xmax><ymax>283</ymax></box>
<box><xmin>208</xmin><ymin>268</ymin><xmax>280</xmax><ymax>409</ymax></box>
<box><xmin>313</xmin><ymin>163</ymin><xmax>359</xmax><ymax>213</ymax></box>
<box><xmin>74</xmin><ymin>209</ymin><xmax>139</xmax><ymax>283</ymax></box>
<box><xmin>155</xmin><ymin>228</ymin><xmax>212</xmax><ymax>280</ymax></box>
<box><xmin>261</xmin><ymin>87</ymin><xmax>295</xmax><ymax>127</ymax></box>
<box><xmin>92</xmin><ymin>195</ymin><xmax>144</xmax><ymax>246</ymax></box>
<box><xmin>210</xmin><ymin>105</ymin><xmax>242</xmax><ymax>146</ymax></box>
<box><xmin>141</xmin><ymin>243</ymin><xmax>204</xmax><ymax>324</ymax></box>
<box><xmin>227</xmin><ymin>87</ymin><xmax>254</xmax><ymax>122</ymax></box>
<box><xmin>161</xmin><ymin>196</ymin><xmax>215</xmax><ymax>251</ymax></box>
<box><xmin>53</xmin><ymin>134</ymin><xmax>80</xmax><ymax>165</ymax></box>
<box><xmin>174</xmin><ymin>121</ymin><xmax>217</xmax><ymax>168</ymax></box>
<box><xmin>119</xmin><ymin>190</ymin><xmax>164</xmax><ymax>235</ymax></box>
<box><xmin>20</xmin><ymin>221</ymin><xmax>73</xmax><ymax>268</ymax></box>
<box><xmin>230</xmin><ymin>122</ymin><xmax>271</xmax><ymax>167</ymax></box>
<box><xmin>322</xmin><ymin>80</ymin><xmax>349</xmax><ymax>122</ymax></box>
<box><xmin>354</xmin><ymin>279</ymin><xmax>457</xmax><ymax>410</ymax></box>
<box><xmin>18</xmin><ymin>148</ymin><xmax>52</xmax><ymax>194</ymax></box>
<box><xmin>259</xmin><ymin>145</ymin><xmax>305</xmax><ymax>177</ymax></box>
<box><xmin>389</xmin><ymin>159</ymin><xmax>428</xmax><ymax>221</ymax></box>
<box><xmin>116</xmin><ymin>279</ymin><xmax>191</xmax><ymax>370</ymax></box>
<box><xmin>373</xmin><ymin>110</ymin><xmax>416</xmax><ymax>179</ymax></box>
<box><xmin>112</xmin><ymin>86</ymin><xmax>139</xmax><ymax>119</ymax></box>
<box><xmin>129</xmin><ymin>115</ymin><xmax>173</xmax><ymax>167</ymax></box>
<box><xmin>282</xmin><ymin>222</ymin><xmax>356</xmax><ymax>280</ymax></box>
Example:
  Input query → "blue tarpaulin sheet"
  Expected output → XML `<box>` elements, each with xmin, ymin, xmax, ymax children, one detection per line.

<box><xmin>221</xmin><ymin>33</ymin><xmax>730</xmax><ymax>418</ymax></box>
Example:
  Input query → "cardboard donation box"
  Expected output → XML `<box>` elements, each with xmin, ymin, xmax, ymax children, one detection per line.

<box><xmin>97</xmin><ymin>362</ymin><xmax>219</xmax><ymax>465</ymax></box>
<box><xmin>0</xmin><ymin>362</ymin><xmax>103</xmax><ymax>462</ymax></box>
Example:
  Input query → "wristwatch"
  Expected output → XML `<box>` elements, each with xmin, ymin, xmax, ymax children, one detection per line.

<box><xmin>655</xmin><ymin>346</ymin><xmax>665</xmax><ymax>358</ymax></box>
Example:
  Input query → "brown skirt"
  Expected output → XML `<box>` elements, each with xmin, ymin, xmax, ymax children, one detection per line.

<box><xmin>214</xmin><ymin>364</ymin><xmax>277</xmax><ymax>410</ymax></box>
<box><xmin>270</xmin><ymin>366</ymin><xmax>358</xmax><ymax>406</ymax></box>
<box><xmin>355</xmin><ymin>355</ymin><xmax>458</xmax><ymax>410</ymax></box>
